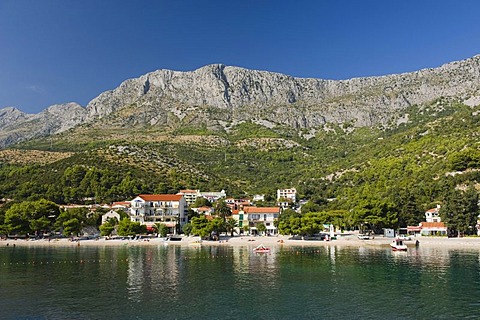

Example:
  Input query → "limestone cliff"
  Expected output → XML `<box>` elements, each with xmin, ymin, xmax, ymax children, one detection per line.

<box><xmin>84</xmin><ymin>55</ymin><xmax>480</xmax><ymax>129</ymax></box>
<box><xmin>0</xmin><ymin>103</ymin><xmax>86</xmax><ymax>147</ymax></box>
<box><xmin>2</xmin><ymin>55</ymin><xmax>480</xmax><ymax>147</ymax></box>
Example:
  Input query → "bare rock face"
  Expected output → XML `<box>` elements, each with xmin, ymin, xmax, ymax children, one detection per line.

<box><xmin>36</xmin><ymin>103</ymin><xmax>87</xmax><ymax>134</ymax></box>
<box><xmin>84</xmin><ymin>55</ymin><xmax>480</xmax><ymax>129</ymax></box>
<box><xmin>0</xmin><ymin>107</ymin><xmax>29</xmax><ymax>130</ymax></box>
<box><xmin>2</xmin><ymin>55</ymin><xmax>480</xmax><ymax>147</ymax></box>
<box><xmin>0</xmin><ymin>103</ymin><xmax>86</xmax><ymax>148</ymax></box>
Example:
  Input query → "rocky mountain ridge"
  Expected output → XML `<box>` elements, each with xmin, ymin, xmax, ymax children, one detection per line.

<box><xmin>2</xmin><ymin>55</ymin><xmax>480</xmax><ymax>147</ymax></box>
<box><xmin>0</xmin><ymin>103</ymin><xmax>85</xmax><ymax>147</ymax></box>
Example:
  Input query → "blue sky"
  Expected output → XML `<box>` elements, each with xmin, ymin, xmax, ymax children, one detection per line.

<box><xmin>2</xmin><ymin>0</ymin><xmax>480</xmax><ymax>114</ymax></box>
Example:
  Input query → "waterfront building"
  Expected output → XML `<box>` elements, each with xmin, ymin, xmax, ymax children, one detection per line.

<box><xmin>232</xmin><ymin>209</ymin><xmax>247</xmax><ymax>234</ymax></box>
<box><xmin>419</xmin><ymin>221</ymin><xmax>447</xmax><ymax>236</ymax></box>
<box><xmin>425</xmin><ymin>205</ymin><xmax>441</xmax><ymax>222</ymax></box>
<box><xmin>407</xmin><ymin>205</ymin><xmax>447</xmax><ymax>236</ymax></box>
<box><xmin>101</xmin><ymin>210</ymin><xmax>121</xmax><ymax>224</ymax></box>
<box><xmin>129</xmin><ymin>194</ymin><xmax>188</xmax><ymax>234</ymax></box>
<box><xmin>242</xmin><ymin>206</ymin><xmax>280</xmax><ymax>235</ymax></box>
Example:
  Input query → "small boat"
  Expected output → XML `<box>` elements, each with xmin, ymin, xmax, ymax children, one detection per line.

<box><xmin>253</xmin><ymin>244</ymin><xmax>270</xmax><ymax>253</ymax></box>
<box><xmin>390</xmin><ymin>238</ymin><xmax>408</xmax><ymax>251</ymax></box>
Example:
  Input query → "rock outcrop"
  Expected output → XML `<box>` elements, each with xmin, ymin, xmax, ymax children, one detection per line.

<box><xmin>0</xmin><ymin>103</ymin><xmax>86</xmax><ymax>147</ymax></box>
<box><xmin>84</xmin><ymin>55</ymin><xmax>480</xmax><ymax>129</ymax></box>
<box><xmin>2</xmin><ymin>55</ymin><xmax>480</xmax><ymax>147</ymax></box>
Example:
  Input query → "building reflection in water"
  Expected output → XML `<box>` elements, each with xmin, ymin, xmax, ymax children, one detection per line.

<box><xmin>126</xmin><ymin>245</ymin><xmax>181</xmax><ymax>303</ymax></box>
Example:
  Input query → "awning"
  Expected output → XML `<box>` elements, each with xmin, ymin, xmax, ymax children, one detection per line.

<box><xmin>407</xmin><ymin>226</ymin><xmax>422</xmax><ymax>232</ymax></box>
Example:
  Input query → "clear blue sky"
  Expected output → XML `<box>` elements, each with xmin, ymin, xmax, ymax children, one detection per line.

<box><xmin>2</xmin><ymin>0</ymin><xmax>480</xmax><ymax>114</ymax></box>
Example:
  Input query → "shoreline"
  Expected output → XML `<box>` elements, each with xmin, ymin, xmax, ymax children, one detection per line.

<box><xmin>2</xmin><ymin>233</ymin><xmax>480</xmax><ymax>250</ymax></box>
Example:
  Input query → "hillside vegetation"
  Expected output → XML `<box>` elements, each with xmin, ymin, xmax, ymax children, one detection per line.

<box><xmin>2</xmin><ymin>98</ymin><xmax>480</xmax><ymax>231</ymax></box>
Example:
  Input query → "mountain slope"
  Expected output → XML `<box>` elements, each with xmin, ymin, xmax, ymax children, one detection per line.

<box><xmin>0</xmin><ymin>103</ymin><xmax>86</xmax><ymax>147</ymax></box>
<box><xmin>2</xmin><ymin>55</ymin><xmax>480</xmax><ymax>148</ymax></box>
<box><xmin>2</xmin><ymin>100</ymin><xmax>480</xmax><ymax>209</ymax></box>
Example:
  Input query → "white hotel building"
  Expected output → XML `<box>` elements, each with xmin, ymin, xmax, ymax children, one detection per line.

<box><xmin>277</xmin><ymin>188</ymin><xmax>297</xmax><ymax>203</ymax></box>
<box><xmin>130</xmin><ymin>194</ymin><xmax>188</xmax><ymax>234</ymax></box>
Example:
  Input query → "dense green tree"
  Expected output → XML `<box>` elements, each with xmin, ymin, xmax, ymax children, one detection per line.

<box><xmin>99</xmin><ymin>222</ymin><xmax>114</xmax><ymax>236</ymax></box>
<box><xmin>256</xmin><ymin>222</ymin><xmax>267</xmax><ymax>235</ymax></box>
<box><xmin>277</xmin><ymin>209</ymin><xmax>301</xmax><ymax>235</ymax></box>
<box><xmin>187</xmin><ymin>208</ymin><xmax>199</xmax><ymax>221</ymax></box>
<box><xmin>224</xmin><ymin>217</ymin><xmax>238</xmax><ymax>237</ymax></box>
<box><xmin>440</xmin><ymin>188</ymin><xmax>479</xmax><ymax>236</ymax></box>
<box><xmin>3</xmin><ymin>199</ymin><xmax>59</xmax><ymax>235</ymax></box>
<box><xmin>448</xmin><ymin>149</ymin><xmax>480</xmax><ymax>171</ymax></box>
<box><xmin>351</xmin><ymin>198</ymin><xmax>397</xmax><ymax>233</ymax></box>
<box><xmin>55</xmin><ymin>207</ymin><xmax>89</xmax><ymax>235</ymax></box>
<box><xmin>154</xmin><ymin>222</ymin><xmax>169</xmax><ymax>237</ymax></box>
<box><xmin>392</xmin><ymin>187</ymin><xmax>423</xmax><ymax>228</ymax></box>
<box><xmin>300</xmin><ymin>201</ymin><xmax>321</xmax><ymax>214</ymax></box>
<box><xmin>182</xmin><ymin>223</ymin><xmax>193</xmax><ymax>236</ymax></box>
<box><xmin>105</xmin><ymin>217</ymin><xmax>119</xmax><ymax>226</ymax></box>
<box><xmin>117</xmin><ymin>218</ymin><xmax>146</xmax><ymax>236</ymax></box>
<box><xmin>189</xmin><ymin>216</ymin><xmax>212</xmax><ymax>238</ymax></box>
<box><xmin>209</xmin><ymin>217</ymin><xmax>224</xmax><ymax>237</ymax></box>
<box><xmin>62</xmin><ymin>218</ymin><xmax>82</xmax><ymax>236</ymax></box>
<box><xmin>214</xmin><ymin>199</ymin><xmax>231</xmax><ymax>222</ymax></box>
<box><xmin>193</xmin><ymin>197</ymin><xmax>212</xmax><ymax>208</ymax></box>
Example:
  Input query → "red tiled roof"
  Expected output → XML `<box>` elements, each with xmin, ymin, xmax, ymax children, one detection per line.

<box><xmin>420</xmin><ymin>222</ymin><xmax>446</xmax><ymax>228</ymax></box>
<box><xmin>138</xmin><ymin>194</ymin><xmax>183</xmax><ymax>201</ymax></box>
<box><xmin>407</xmin><ymin>226</ymin><xmax>422</xmax><ymax>231</ymax></box>
<box><xmin>112</xmin><ymin>201</ymin><xmax>130</xmax><ymax>206</ymax></box>
<box><xmin>243</xmin><ymin>206</ymin><xmax>280</xmax><ymax>214</ymax></box>
<box><xmin>178</xmin><ymin>190</ymin><xmax>197</xmax><ymax>194</ymax></box>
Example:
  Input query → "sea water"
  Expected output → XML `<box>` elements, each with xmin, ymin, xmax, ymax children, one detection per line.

<box><xmin>1</xmin><ymin>244</ymin><xmax>479</xmax><ymax>319</ymax></box>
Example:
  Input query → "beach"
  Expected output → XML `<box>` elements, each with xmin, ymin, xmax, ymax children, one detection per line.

<box><xmin>3</xmin><ymin>232</ymin><xmax>480</xmax><ymax>250</ymax></box>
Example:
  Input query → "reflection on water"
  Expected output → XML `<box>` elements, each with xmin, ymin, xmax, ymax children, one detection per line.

<box><xmin>1</xmin><ymin>244</ymin><xmax>480</xmax><ymax>319</ymax></box>
<box><xmin>126</xmin><ymin>246</ymin><xmax>182</xmax><ymax>303</ymax></box>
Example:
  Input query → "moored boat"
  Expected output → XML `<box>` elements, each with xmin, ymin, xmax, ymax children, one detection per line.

<box><xmin>253</xmin><ymin>244</ymin><xmax>270</xmax><ymax>253</ymax></box>
<box><xmin>390</xmin><ymin>238</ymin><xmax>408</xmax><ymax>251</ymax></box>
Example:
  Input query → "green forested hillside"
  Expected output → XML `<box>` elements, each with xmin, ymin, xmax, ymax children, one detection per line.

<box><xmin>1</xmin><ymin>99</ymin><xmax>480</xmax><ymax>232</ymax></box>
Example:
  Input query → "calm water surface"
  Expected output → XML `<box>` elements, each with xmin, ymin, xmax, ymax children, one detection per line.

<box><xmin>1</xmin><ymin>244</ymin><xmax>480</xmax><ymax>319</ymax></box>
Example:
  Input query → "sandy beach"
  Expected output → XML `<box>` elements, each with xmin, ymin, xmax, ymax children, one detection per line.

<box><xmin>3</xmin><ymin>232</ymin><xmax>480</xmax><ymax>250</ymax></box>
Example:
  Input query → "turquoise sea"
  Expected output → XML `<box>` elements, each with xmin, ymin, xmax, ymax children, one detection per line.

<box><xmin>1</xmin><ymin>244</ymin><xmax>480</xmax><ymax>319</ymax></box>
